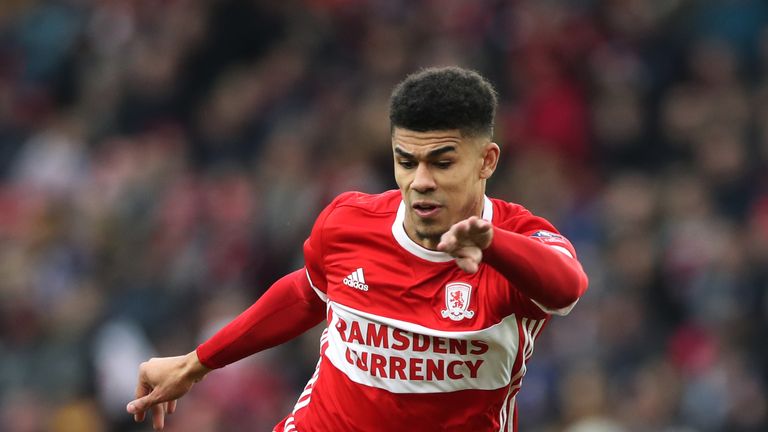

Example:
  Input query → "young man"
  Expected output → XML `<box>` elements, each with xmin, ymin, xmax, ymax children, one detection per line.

<box><xmin>127</xmin><ymin>67</ymin><xmax>588</xmax><ymax>431</ymax></box>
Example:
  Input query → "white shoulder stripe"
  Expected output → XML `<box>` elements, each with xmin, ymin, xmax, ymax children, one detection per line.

<box><xmin>548</xmin><ymin>245</ymin><xmax>574</xmax><ymax>259</ymax></box>
<box><xmin>305</xmin><ymin>269</ymin><xmax>327</xmax><ymax>303</ymax></box>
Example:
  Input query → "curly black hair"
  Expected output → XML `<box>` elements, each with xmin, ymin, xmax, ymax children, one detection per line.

<box><xmin>389</xmin><ymin>66</ymin><xmax>497</xmax><ymax>138</ymax></box>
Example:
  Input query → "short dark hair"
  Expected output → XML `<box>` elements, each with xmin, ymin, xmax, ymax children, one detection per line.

<box><xmin>389</xmin><ymin>66</ymin><xmax>497</xmax><ymax>138</ymax></box>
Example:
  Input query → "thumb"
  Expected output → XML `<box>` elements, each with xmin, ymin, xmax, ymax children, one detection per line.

<box><xmin>127</xmin><ymin>392</ymin><xmax>156</xmax><ymax>415</ymax></box>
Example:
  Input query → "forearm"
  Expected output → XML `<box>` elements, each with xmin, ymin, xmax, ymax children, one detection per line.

<box><xmin>196</xmin><ymin>268</ymin><xmax>326</xmax><ymax>369</ymax></box>
<box><xmin>483</xmin><ymin>228</ymin><xmax>588</xmax><ymax>311</ymax></box>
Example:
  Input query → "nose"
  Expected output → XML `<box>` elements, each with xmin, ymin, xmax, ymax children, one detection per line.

<box><xmin>411</xmin><ymin>162</ymin><xmax>436</xmax><ymax>193</ymax></box>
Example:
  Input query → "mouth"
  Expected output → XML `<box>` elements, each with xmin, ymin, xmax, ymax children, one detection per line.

<box><xmin>411</xmin><ymin>201</ymin><xmax>442</xmax><ymax>218</ymax></box>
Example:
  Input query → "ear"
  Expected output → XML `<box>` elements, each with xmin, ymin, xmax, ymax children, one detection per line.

<box><xmin>479</xmin><ymin>142</ymin><xmax>500</xmax><ymax>180</ymax></box>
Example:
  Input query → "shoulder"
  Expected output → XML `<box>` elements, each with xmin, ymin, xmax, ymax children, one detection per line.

<box><xmin>306</xmin><ymin>190</ymin><xmax>400</xmax><ymax>255</ymax></box>
<box><xmin>489</xmin><ymin>197</ymin><xmax>560</xmax><ymax>235</ymax></box>
<box><xmin>326</xmin><ymin>190</ymin><xmax>401</xmax><ymax>216</ymax></box>
<box><xmin>315</xmin><ymin>190</ymin><xmax>401</xmax><ymax>233</ymax></box>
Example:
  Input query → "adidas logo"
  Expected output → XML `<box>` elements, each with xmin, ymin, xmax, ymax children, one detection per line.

<box><xmin>343</xmin><ymin>268</ymin><xmax>369</xmax><ymax>291</ymax></box>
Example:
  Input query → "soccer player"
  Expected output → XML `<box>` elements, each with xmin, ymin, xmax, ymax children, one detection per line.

<box><xmin>126</xmin><ymin>66</ymin><xmax>588</xmax><ymax>431</ymax></box>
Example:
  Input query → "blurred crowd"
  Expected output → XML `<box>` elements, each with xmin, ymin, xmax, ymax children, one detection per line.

<box><xmin>1</xmin><ymin>0</ymin><xmax>767</xmax><ymax>431</ymax></box>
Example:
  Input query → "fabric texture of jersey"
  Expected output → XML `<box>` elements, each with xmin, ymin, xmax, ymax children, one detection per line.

<box><xmin>275</xmin><ymin>190</ymin><xmax>585</xmax><ymax>432</ymax></box>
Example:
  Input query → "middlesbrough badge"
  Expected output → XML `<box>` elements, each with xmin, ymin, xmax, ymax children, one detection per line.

<box><xmin>441</xmin><ymin>282</ymin><xmax>475</xmax><ymax>321</ymax></box>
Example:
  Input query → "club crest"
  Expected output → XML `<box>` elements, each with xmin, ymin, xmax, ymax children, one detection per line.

<box><xmin>441</xmin><ymin>282</ymin><xmax>475</xmax><ymax>321</ymax></box>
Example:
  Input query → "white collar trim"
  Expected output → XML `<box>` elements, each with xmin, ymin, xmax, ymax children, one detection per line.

<box><xmin>391</xmin><ymin>196</ymin><xmax>494</xmax><ymax>262</ymax></box>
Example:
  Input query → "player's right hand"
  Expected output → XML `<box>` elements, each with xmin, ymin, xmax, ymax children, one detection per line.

<box><xmin>127</xmin><ymin>351</ymin><xmax>211</xmax><ymax>430</ymax></box>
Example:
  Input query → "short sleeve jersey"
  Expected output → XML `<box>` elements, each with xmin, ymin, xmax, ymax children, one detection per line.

<box><xmin>275</xmin><ymin>190</ymin><xmax>579</xmax><ymax>432</ymax></box>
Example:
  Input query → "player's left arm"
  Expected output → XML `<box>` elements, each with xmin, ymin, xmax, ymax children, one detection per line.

<box><xmin>438</xmin><ymin>216</ymin><xmax>588</xmax><ymax>315</ymax></box>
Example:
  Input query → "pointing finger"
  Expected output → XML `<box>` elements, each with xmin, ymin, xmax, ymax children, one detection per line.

<box><xmin>437</xmin><ymin>231</ymin><xmax>457</xmax><ymax>252</ymax></box>
<box><xmin>130</xmin><ymin>381</ymin><xmax>152</xmax><ymax>422</ymax></box>
<box><xmin>128</xmin><ymin>389</ymin><xmax>158</xmax><ymax>422</ymax></box>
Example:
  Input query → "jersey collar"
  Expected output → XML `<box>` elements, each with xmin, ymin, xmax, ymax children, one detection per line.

<box><xmin>391</xmin><ymin>196</ymin><xmax>494</xmax><ymax>262</ymax></box>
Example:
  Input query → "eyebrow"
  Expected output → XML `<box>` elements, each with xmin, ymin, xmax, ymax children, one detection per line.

<box><xmin>394</xmin><ymin>145</ymin><xmax>457</xmax><ymax>159</ymax></box>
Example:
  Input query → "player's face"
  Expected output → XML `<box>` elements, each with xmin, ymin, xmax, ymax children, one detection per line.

<box><xmin>392</xmin><ymin>127</ymin><xmax>499</xmax><ymax>250</ymax></box>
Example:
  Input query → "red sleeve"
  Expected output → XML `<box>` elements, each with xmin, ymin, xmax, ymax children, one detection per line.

<box><xmin>483</xmin><ymin>228</ymin><xmax>588</xmax><ymax>316</ymax></box>
<box><xmin>196</xmin><ymin>268</ymin><xmax>326</xmax><ymax>369</ymax></box>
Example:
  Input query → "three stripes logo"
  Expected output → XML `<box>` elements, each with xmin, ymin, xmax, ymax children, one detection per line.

<box><xmin>343</xmin><ymin>268</ymin><xmax>369</xmax><ymax>291</ymax></box>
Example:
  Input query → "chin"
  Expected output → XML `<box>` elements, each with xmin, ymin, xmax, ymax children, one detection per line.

<box><xmin>414</xmin><ymin>224</ymin><xmax>448</xmax><ymax>241</ymax></box>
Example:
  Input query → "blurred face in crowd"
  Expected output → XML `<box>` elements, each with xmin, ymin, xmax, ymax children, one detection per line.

<box><xmin>393</xmin><ymin>127</ymin><xmax>499</xmax><ymax>250</ymax></box>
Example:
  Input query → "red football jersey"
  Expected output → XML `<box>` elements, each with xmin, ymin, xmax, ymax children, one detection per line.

<box><xmin>274</xmin><ymin>190</ymin><xmax>581</xmax><ymax>432</ymax></box>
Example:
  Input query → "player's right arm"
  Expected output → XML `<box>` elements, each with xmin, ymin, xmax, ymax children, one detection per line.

<box><xmin>127</xmin><ymin>268</ymin><xmax>326</xmax><ymax>429</ymax></box>
<box><xmin>190</xmin><ymin>192</ymin><xmax>343</xmax><ymax>365</ymax></box>
<box><xmin>126</xmin><ymin>193</ymin><xmax>345</xmax><ymax>430</ymax></box>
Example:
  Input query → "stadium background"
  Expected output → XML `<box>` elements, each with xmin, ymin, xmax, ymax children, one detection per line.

<box><xmin>1</xmin><ymin>0</ymin><xmax>767</xmax><ymax>431</ymax></box>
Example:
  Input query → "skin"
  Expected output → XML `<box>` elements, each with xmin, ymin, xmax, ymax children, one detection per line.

<box><xmin>127</xmin><ymin>351</ymin><xmax>209</xmax><ymax>430</ymax></box>
<box><xmin>127</xmin><ymin>127</ymin><xmax>501</xmax><ymax>430</ymax></box>
<box><xmin>393</xmin><ymin>127</ymin><xmax>500</xmax><ymax>271</ymax></box>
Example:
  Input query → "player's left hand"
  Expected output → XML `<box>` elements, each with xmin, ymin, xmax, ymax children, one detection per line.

<box><xmin>437</xmin><ymin>216</ymin><xmax>493</xmax><ymax>274</ymax></box>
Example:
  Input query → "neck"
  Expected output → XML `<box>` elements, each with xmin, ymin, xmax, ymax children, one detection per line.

<box><xmin>414</xmin><ymin>232</ymin><xmax>442</xmax><ymax>251</ymax></box>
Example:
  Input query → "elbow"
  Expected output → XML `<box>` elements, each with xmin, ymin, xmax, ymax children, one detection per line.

<box><xmin>542</xmin><ymin>246</ymin><xmax>589</xmax><ymax>309</ymax></box>
<box><xmin>573</xmin><ymin>269</ymin><xmax>589</xmax><ymax>301</ymax></box>
<box><xmin>547</xmin><ymin>294</ymin><xmax>580</xmax><ymax>311</ymax></box>
<box><xmin>539</xmin><ymin>268</ymin><xmax>589</xmax><ymax>313</ymax></box>
<box><xmin>560</xmin><ymin>268</ymin><xmax>588</xmax><ymax>307</ymax></box>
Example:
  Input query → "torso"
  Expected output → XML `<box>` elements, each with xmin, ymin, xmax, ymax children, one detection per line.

<box><xmin>279</xmin><ymin>190</ymin><xmax>555</xmax><ymax>432</ymax></box>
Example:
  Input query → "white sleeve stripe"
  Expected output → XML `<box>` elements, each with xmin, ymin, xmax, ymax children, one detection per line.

<box><xmin>532</xmin><ymin>246</ymin><xmax>577</xmax><ymax>315</ymax></box>
<box><xmin>548</xmin><ymin>245</ymin><xmax>574</xmax><ymax>259</ymax></box>
<box><xmin>305</xmin><ymin>269</ymin><xmax>327</xmax><ymax>303</ymax></box>
<box><xmin>532</xmin><ymin>298</ymin><xmax>579</xmax><ymax>316</ymax></box>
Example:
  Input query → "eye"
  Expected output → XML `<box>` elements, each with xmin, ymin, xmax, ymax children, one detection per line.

<box><xmin>434</xmin><ymin>160</ymin><xmax>453</xmax><ymax>169</ymax></box>
<box><xmin>398</xmin><ymin>160</ymin><xmax>416</xmax><ymax>169</ymax></box>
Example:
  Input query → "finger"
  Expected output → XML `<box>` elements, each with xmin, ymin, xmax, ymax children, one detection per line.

<box><xmin>130</xmin><ymin>398</ymin><xmax>146</xmax><ymax>422</ymax></box>
<box><xmin>456</xmin><ymin>219</ymin><xmax>489</xmax><ymax>246</ymax></box>
<box><xmin>456</xmin><ymin>257</ymin><xmax>479</xmax><ymax>273</ymax></box>
<box><xmin>453</xmin><ymin>219</ymin><xmax>472</xmax><ymax>237</ymax></box>
<box><xmin>134</xmin><ymin>368</ymin><xmax>150</xmax><ymax>400</ymax></box>
<box><xmin>467</xmin><ymin>217</ymin><xmax>491</xmax><ymax>235</ymax></box>
<box><xmin>128</xmin><ymin>391</ymin><xmax>156</xmax><ymax>422</ymax></box>
<box><xmin>453</xmin><ymin>244</ymin><xmax>482</xmax><ymax>261</ymax></box>
<box><xmin>454</xmin><ymin>248</ymin><xmax>482</xmax><ymax>273</ymax></box>
<box><xmin>131</xmin><ymin>366</ymin><xmax>152</xmax><ymax>420</ymax></box>
<box><xmin>168</xmin><ymin>399</ymin><xmax>177</xmax><ymax>414</ymax></box>
<box><xmin>152</xmin><ymin>403</ymin><xmax>165</xmax><ymax>430</ymax></box>
<box><xmin>437</xmin><ymin>231</ymin><xmax>457</xmax><ymax>252</ymax></box>
<box><xmin>440</xmin><ymin>218</ymin><xmax>490</xmax><ymax>252</ymax></box>
<box><xmin>132</xmin><ymin>406</ymin><xmax>144</xmax><ymax>423</ymax></box>
<box><xmin>128</xmin><ymin>401</ymin><xmax>146</xmax><ymax>422</ymax></box>
<box><xmin>466</xmin><ymin>217</ymin><xmax>493</xmax><ymax>249</ymax></box>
